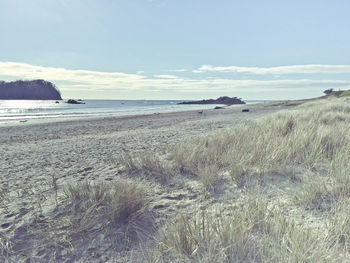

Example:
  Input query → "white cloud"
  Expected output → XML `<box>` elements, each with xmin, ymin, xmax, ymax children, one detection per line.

<box><xmin>168</xmin><ymin>68</ymin><xmax>187</xmax><ymax>72</ymax></box>
<box><xmin>1</xmin><ymin>61</ymin><xmax>350</xmax><ymax>99</ymax></box>
<box><xmin>0</xmin><ymin>61</ymin><xmax>145</xmax><ymax>90</ymax></box>
<box><xmin>194</xmin><ymin>64</ymin><xmax>350</xmax><ymax>74</ymax></box>
<box><xmin>153</xmin><ymin>74</ymin><xmax>179</xmax><ymax>79</ymax></box>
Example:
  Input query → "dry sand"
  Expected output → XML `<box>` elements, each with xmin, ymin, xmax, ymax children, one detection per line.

<box><xmin>0</xmin><ymin>103</ymin><xmax>288</xmax><ymax>262</ymax></box>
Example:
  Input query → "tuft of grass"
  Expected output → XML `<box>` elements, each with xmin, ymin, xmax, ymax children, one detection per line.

<box><xmin>261</xmin><ymin>211</ymin><xmax>339</xmax><ymax>262</ymax></box>
<box><xmin>292</xmin><ymin>178</ymin><xmax>335</xmax><ymax>211</ymax></box>
<box><xmin>121</xmin><ymin>153</ymin><xmax>173</xmax><ymax>183</ymax></box>
<box><xmin>64</xmin><ymin>179</ymin><xmax>150</xmax><ymax>228</ymax></box>
<box><xmin>331</xmin><ymin>150</ymin><xmax>350</xmax><ymax>197</ymax></box>
<box><xmin>39</xmin><ymin>179</ymin><xmax>153</xmax><ymax>253</ymax></box>
<box><xmin>198</xmin><ymin>165</ymin><xmax>220</xmax><ymax>190</ymax></box>
<box><xmin>159</xmin><ymin>195</ymin><xmax>340</xmax><ymax>262</ymax></box>
<box><xmin>293</xmin><ymin>149</ymin><xmax>350</xmax><ymax>212</ymax></box>
<box><xmin>328</xmin><ymin>200</ymin><xmax>350</xmax><ymax>252</ymax></box>
<box><xmin>160</xmin><ymin>196</ymin><xmax>270</xmax><ymax>261</ymax></box>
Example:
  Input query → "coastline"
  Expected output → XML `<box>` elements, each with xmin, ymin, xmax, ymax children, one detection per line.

<box><xmin>0</xmin><ymin>99</ymin><xmax>270</xmax><ymax>126</ymax></box>
<box><xmin>0</xmin><ymin>102</ymin><xmax>282</xmax><ymax>140</ymax></box>
<box><xmin>0</xmin><ymin>102</ymin><xmax>289</xmax><ymax>261</ymax></box>
<box><xmin>0</xmin><ymin>103</ymin><xmax>287</xmax><ymax>194</ymax></box>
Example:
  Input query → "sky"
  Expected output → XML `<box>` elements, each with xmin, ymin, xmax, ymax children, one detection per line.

<box><xmin>1</xmin><ymin>0</ymin><xmax>350</xmax><ymax>100</ymax></box>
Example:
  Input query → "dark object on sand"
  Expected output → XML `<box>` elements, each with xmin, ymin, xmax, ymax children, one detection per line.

<box><xmin>55</xmin><ymin>101</ymin><xmax>59</xmax><ymax>104</ymax></box>
<box><xmin>67</xmin><ymin>99</ymin><xmax>85</xmax><ymax>104</ymax></box>
<box><xmin>214</xmin><ymin>106</ymin><xmax>224</xmax><ymax>109</ymax></box>
<box><xmin>178</xmin><ymin>96</ymin><xmax>245</xmax><ymax>105</ymax></box>
<box><xmin>198</xmin><ymin>110</ymin><xmax>203</xmax><ymax>114</ymax></box>
<box><xmin>242</xmin><ymin>109</ymin><xmax>250</xmax><ymax>112</ymax></box>
<box><xmin>19</xmin><ymin>120</ymin><xmax>27</xmax><ymax>123</ymax></box>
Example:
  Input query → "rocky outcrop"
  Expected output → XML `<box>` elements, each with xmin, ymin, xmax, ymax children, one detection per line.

<box><xmin>0</xmin><ymin>80</ymin><xmax>62</xmax><ymax>100</ymax></box>
<box><xmin>178</xmin><ymin>96</ymin><xmax>245</xmax><ymax>105</ymax></box>
<box><xmin>66</xmin><ymin>99</ymin><xmax>85</xmax><ymax>104</ymax></box>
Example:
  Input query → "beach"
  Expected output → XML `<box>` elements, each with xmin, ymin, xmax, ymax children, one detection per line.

<box><xmin>0</xmin><ymin>103</ymin><xmax>282</xmax><ymax>184</ymax></box>
<box><xmin>1</xmin><ymin>98</ymin><xmax>350</xmax><ymax>262</ymax></box>
<box><xmin>5</xmin><ymin>99</ymin><xmax>350</xmax><ymax>262</ymax></box>
<box><xmin>0</xmin><ymin>103</ymin><xmax>288</xmax><ymax>262</ymax></box>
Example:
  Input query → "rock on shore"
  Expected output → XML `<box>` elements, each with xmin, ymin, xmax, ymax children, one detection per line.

<box><xmin>178</xmin><ymin>96</ymin><xmax>245</xmax><ymax>105</ymax></box>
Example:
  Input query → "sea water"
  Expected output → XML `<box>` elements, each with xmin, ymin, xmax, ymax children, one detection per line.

<box><xmin>0</xmin><ymin>99</ymin><xmax>266</xmax><ymax>124</ymax></box>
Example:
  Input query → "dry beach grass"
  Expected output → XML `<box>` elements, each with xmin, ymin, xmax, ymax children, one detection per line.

<box><xmin>1</xmin><ymin>97</ymin><xmax>350</xmax><ymax>262</ymax></box>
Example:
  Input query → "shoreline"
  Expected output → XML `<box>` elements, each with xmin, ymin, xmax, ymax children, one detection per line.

<box><xmin>0</xmin><ymin>99</ymin><xmax>271</xmax><ymax>127</ymax></box>
<box><xmin>0</xmin><ymin>102</ymin><xmax>287</xmax><ymax>197</ymax></box>
<box><xmin>0</xmin><ymin>102</ymin><xmax>283</xmax><ymax>139</ymax></box>
<box><xmin>0</xmin><ymin>101</ymin><xmax>290</xmax><ymax>262</ymax></box>
<box><xmin>0</xmin><ymin>102</ymin><xmax>252</xmax><ymax>128</ymax></box>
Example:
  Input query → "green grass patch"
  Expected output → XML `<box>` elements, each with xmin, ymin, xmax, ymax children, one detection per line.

<box><xmin>341</xmin><ymin>90</ymin><xmax>350</xmax><ymax>97</ymax></box>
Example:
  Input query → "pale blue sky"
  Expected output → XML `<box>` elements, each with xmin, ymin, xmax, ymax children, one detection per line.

<box><xmin>1</xmin><ymin>0</ymin><xmax>350</xmax><ymax>100</ymax></box>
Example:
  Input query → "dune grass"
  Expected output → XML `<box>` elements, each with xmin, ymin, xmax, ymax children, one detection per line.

<box><xmin>170</xmin><ymin>98</ymin><xmax>350</xmax><ymax>185</ymax></box>
<box><xmin>159</xmin><ymin>196</ymin><xmax>340</xmax><ymax>262</ymax></box>
<box><xmin>62</xmin><ymin>97</ymin><xmax>350</xmax><ymax>261</ymax></box>
<box><xmin>64</xmin><ymin>179</ymin><xmax>150</xmax><ymax>227</ymax></box>
<box><xmin>121</xmin><ymin>153</ymin><xmax>173</xmax><ymax>183</ymax></box>
<box><xmin>9</xmin><ymin>179</ymin><xmax>154</xmax><ymax>261</ymax></box>
<box><xmin>125</xmin><ymin>97</ymin><xmax>350</xmax><ymax>262</ymax></box>
<box><xmin>119</xmin><ymin>98</ymin><xmax>350</xmax><ymax>191</ymax></box>
<box><xmin>340</xmin><ymin>90</ymin><xmax>350</xmax><ymax>97</ymax></box>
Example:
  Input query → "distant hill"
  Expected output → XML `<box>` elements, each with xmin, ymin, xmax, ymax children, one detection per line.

<box><xmin>0</xmin><ymin>80</ymin><xmax>62</xmax><ymax>100</ymax></box>
<box><xmin>178</xmin><ymin>96</ymin><xmax>245</xmax><ymax>105</ymax></box>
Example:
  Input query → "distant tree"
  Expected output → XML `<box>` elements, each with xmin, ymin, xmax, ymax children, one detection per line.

<box><xmin>323</xmin><ymin>88</ymin><xmax>333</xmax><ymax>95</ymax></box>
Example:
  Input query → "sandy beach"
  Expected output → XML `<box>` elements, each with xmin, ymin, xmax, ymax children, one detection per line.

<box><xmin>1</xmin><ymin>97</ymin><xmax>350</xmax><ymax>262</ymax></box>
<box><xmin>0</xmin><ymin>103</ymin><xmax>283</xmax><ymax>184</ymax></box>
<box><xmin>0</xmin><ymin>103</ymin><xmax>289</xmax><ymax>262</ymax></box>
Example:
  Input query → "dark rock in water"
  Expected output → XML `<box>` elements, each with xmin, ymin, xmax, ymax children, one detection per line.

<box><xmin>242</xmin><ymin>109</ymin><xmax>250</xmax><ymax>112</ymax></box>
<box><xmin>67</xmin><ymin>99</ymin><xmax>85</xmax><ymax>104</ymax></box>
<box><xmin>214</xmin><ymin>106</ymin><xmax>224</xmax><ymax>109</ymax></box>
<box><xmin>0</xmin><ymin>79</ymin><xmax>62</xmax><ymax>100</ymax></box>
<box><xmin>198</xmin><ymin>110</ymin><xmax>203</xmax><ymax>114</ymax></box>
<box><xmin>178</xmin><ymin>96</ymin><xmax>245</xmax><ymax>105</ymax></box>
<box><xmin>55</xmin><ymin>101</ymin><xmax>60</xmax><ymax>104</ymax></box>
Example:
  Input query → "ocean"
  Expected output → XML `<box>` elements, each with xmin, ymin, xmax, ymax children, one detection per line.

<box><xmin>0</xmin><ymin>99</ymin><xmax>267</xmax><ymax>124</ymax></box>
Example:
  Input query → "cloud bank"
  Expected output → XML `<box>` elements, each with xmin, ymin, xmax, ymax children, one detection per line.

<box><xmin>194</xmin><ymin>64</ymin><xmax>350</xmax><ymax>74</ymax></box>
<box><xmin>1</xmin><ymin>61</ymin><xmax>350</xmax><ymax>99</ymax></box>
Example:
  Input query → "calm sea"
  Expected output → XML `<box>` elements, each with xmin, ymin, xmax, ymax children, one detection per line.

<box><xmin>0</xmin><ymin>99</ymin><xmax>267</xmax><ymax>124</ymax></box>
